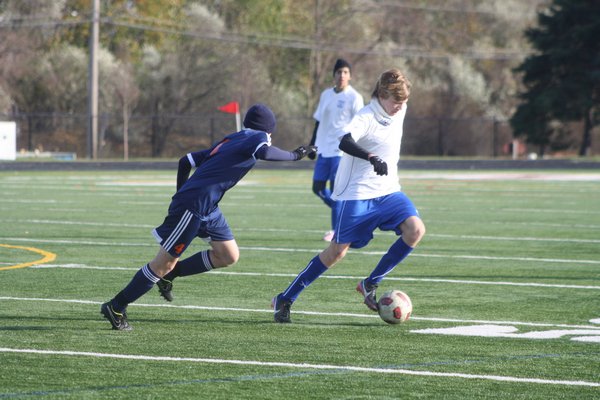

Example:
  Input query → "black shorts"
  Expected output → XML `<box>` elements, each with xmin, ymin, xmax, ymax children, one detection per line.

<box><xmin>152</xmin><ymin>207</ymin><xmax>234</xmax><ymax>257</ymax></box>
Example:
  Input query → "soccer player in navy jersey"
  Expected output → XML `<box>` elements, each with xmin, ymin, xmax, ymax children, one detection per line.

<box><xmin>101</xmin><ymin>103</ymin><xmax>316</xmax><ymax>330</ymax></box>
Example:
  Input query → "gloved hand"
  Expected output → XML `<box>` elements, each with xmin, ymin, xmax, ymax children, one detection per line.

<box><xmin>293</xmin><ymin>145</ymin><xmax>318</xmax><ymax>160</ymax></box>
<box><xmin>308</xmin><ymin>150</ymin><xmax>317</xmax><ymax>160</ymax></box>
<box><xmin>369</xmin><ymin>155</ymin><xmax>388</xmax><ymax>176</ymax></box>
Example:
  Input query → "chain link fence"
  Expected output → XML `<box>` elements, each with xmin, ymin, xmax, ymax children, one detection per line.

<box><xmin>2</xmin><ymin>112</ymin><xmax>515</xmax><ymax>159</ymax></box>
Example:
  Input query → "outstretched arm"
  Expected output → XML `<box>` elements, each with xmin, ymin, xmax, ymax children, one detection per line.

<box><xmin>255</xmin><ymin>144</ymin><xmax>317</xmax><ymax>161</ymax></box>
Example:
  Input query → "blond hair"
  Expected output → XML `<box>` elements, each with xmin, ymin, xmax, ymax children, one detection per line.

<box><xmin>371</xmin><ymin>69</ymin><xmax>411</xmax><ymax>102</ymax></box>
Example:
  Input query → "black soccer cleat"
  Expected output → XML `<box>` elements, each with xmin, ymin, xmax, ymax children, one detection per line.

<box><xmin>101</xmin><ymin>302</ymin><xmax>132</xmax><ymax>331</ymax></box>
<box><xmin>156</xmin><ymin>278</ymin><xmax>174</xmax><ymax>302</ymax></box>
<box><xmin>271</xmin><ymin>294</ymin><xmax>292</xmax><ymax>323</ymax></box>
<box><xmin>356</xmin><ymin>279</ymin><xmax>379</xmax><ymax>312</ymax></box>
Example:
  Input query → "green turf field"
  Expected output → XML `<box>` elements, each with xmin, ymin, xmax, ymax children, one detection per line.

<box><xmin>1</xmin><ymin>168</ymin><xmax>599</xmax><ymax>399</ymax></box>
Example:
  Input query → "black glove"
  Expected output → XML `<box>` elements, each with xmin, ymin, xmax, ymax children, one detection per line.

<box><xmin>369</xmin><ymin>155</ymin><xmax>388</xmax><ymax>176</ymax></box>
<box><xmin>308</xmin><ymin>150</ymin><xmax>317</xmax><ymax>160</ymax></box>
<box><xmin>293</xmin><ymin>145</ymin><xmax>317</xmax><ymax>160</ymax></box>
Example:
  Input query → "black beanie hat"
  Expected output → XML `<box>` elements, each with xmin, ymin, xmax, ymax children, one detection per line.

<box><xmin>243</xmin><ymin>103</ymin><xmax>276</xmax><ymax>133</ymax></box>
<box><xmin>333</xmin><ymin>58</ymin><xmax>351</xmax><ymax>76</ymax></box>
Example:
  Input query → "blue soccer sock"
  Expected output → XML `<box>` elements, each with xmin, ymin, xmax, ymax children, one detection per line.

<box><xmin>164</xmin><ymin>250</ymin><xmax>213</xmax><ymax>281</ymax></box>
<box><xmin>112</xmin><ymin>264</ymin><xmax>160</xmax><ymax>312</ymax></box>
<box><xmin>280</xmin><ymin>255</ymin><xmax>328</xmax><ymax>302</ymax></box>
<box><xmin>367</xmin><ymin>238</ymin><xmax>413</xmax><ymax>285</ymax></box>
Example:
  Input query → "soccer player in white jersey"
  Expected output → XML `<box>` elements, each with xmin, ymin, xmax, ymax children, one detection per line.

<box><xmin>309</xmin><ymin>58</ymin><xmax>364</xmax><ymax>242</ymax></box>
<box><xmin>100</xmin><ymin>104</ymin><xmax>316</xmax><ymax>330</ymax></box>
<box><xmin>273</xmin><ymin>69</ymin><xmax>426</xmax><ymax>323</ymax></box>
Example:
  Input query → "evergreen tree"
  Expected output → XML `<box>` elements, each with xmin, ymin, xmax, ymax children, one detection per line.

<box><xmin>511</xmin><ymin>0</ymin><xmax>600</xmax><ymax>156</ymax></box>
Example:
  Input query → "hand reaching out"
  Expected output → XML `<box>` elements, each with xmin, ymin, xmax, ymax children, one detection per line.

<box><xmin>293</xmin><ymin>145</ymin><xmax>318</xmax><ymax>160</ymax></box>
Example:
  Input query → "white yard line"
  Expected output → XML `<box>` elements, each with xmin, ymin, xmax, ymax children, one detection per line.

<box><xmin>25</xmin><ymin>264</ymin><xmax>600</xmax><ymax>291</ymax></box>
<box><xmin>1</xmin><ymin>237</ymin><xmax>598</xmax><ymax>265</ymax></box>
<box><xmin>0</xmin><ymin>346</ymin><xmax>598</xmax><ymax>387</ymax></box>
<box><xmin>2</xmin><ymin>219</ymin><xmax>600</xmax><ymax>244</ymax></box>
<box><xmin>1</xmin><ymin>296</ymin><xmax>600</xmax><ymax>330</ymax></box>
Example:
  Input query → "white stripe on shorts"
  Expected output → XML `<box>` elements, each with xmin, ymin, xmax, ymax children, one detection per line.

<box><xmin>163</xmin><ymin>210</ymin><xmax>193</xmax><ymax>252</ymax></box>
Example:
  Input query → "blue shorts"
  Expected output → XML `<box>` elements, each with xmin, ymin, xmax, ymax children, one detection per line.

<box><xmin>334</xmin><ymin>192</ymin><xmax>419</xmax><ymax>249</ymax></box>
<box><xmin>152</xmin><ymin>207</ymin><xmax>234</xmax><ymax>257</ymax></box>
<box><xmin>313</xmin><ymin>155</ymin><xmax>341</xmax><ymax>182</ymax></box>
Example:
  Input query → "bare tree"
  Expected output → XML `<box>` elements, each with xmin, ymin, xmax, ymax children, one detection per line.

<box><xmin>113</xmin><ymin>62</ymin><xmax>139</xmax><ymax>160</ymax></box>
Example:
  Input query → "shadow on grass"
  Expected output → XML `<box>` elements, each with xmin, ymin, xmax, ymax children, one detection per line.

<box><xmin>130</xmin><ymin>315</ymin><xmax>383</xmax><ymax>328</ymax></box>
<box><xmin>0</xmin><ymin>325</ymin><xmax>52</xmax><ymax>331</ymax></box>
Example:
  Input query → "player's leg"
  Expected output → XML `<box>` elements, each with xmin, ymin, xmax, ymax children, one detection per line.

<box><xmin>158</xmin><ymin>209</ymin><xmax>237</xmax><ymax>301</ymax></box>
<box><xmin>206</xmin><ymin>239</ymin><xmax>239</xmax><ymax>267</ymax></box>
<box><xmin>273</xmin><ymin>241</ymin><xmax>350</xmax><ymax>323</ymax></box>
<box><xmin>101</xmin><ymin>210</ymin><xmax>198</xmax><ymax>329</ymax></box>
<box><xmin>314</xmin><ymin>156</ymin><xmax>339</xmax><ymax>241</ymax></box>
<box><xmin>278</xmin><ymin>241</ymin><xmax>350</xmax><ymax>302</ymax></box>
<box><xmin>312</xmin><ymin>156</ymin><xmax>335</xmax><ymax>208</ymax></box>
<box><xmin>316</xmin><ymin>177</ymin><xmax>335</xmax><ymax>241</ymax></box>
<box><xmin>360</xmin><ymin>193</ymin><xmax>425</xmax><ymax>307</ymax></box>
<box><xmin>325</xmin><ymin>156</ymin><xmax>341</xmax><ymax>240</ymax></box>
<box><xmin>102</xmin><ymin>248</ymin><xmax>181</xmax><ymax>330</ymax></box>
<box><xmin>273</xmin><ymin>198</ymin><xmax>363</xmax><ymax>323</ymax></box>
<box><xmin>373</xmin><ymin>193</ymin><xmax>425</xmax><ymax>279</ymax></box>
<box><xmin>329</xmin><ymin>198</ymin><xmax>386</xmax><ymax>311</ymax></box>
<box><xmin>398</xmin><ymin>216</ymin><xmax>426</xmax><ymax>247</ymax></box>
<box><xmin>128</xmin><ymin>247</ymin><xmax>178</xmax><ymax>303</ymax></box>
<box><xmin>165</xmin><ymin>238</ymin><xmax>238</xmax><ymax>279</ymax></box>
<box><xmin>101</xmin><ymin>247</ymin><xmax>178</xmax><ymax>330</ymax></box>
<box><xmin>312</xmin><ymin>180</ymin><xmax>333</xmax><ymax>207</ymax></box>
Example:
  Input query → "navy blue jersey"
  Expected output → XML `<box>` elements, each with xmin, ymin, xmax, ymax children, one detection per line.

<box><xmin>170</xmin><ymin>129</ymin><xmax>270</xmax><ymax>216</ymax></box>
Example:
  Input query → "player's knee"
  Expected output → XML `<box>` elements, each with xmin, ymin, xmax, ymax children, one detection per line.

<box><xmin>402</xmin><ymin>217</ymin><xmax>426</xmax><ymax>247</ymax></box>
<box><xmin>220</xmin><ymin>250</ymin><xmax>240</xmax><ymax>267</ymax></box>
<box><xmin>211</xmin><ymin>248</ymin><xmax>239</xmax><ymax>268</ymax></box>
<box><xmin>150</xmin><ymin>249</ymin><xmax>178</xmax><ymax>277</ymax></box>
<box><xmin>413</xmin><ymin>222</ymin><xmax>426</xmax><ymax>244</ymax></box>
<box><xmin>320</xmin><ymin>243</ymin><xmax>349</xmax><ymax>266</ymax></box>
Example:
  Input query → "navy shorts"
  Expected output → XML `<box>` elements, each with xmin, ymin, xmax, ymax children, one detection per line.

<box><xmin>334</xmin><ymin>192</ymin><xmax>420</xmax><ymax>249</ymax></box>
<box><xmin>152</xmin><ymin>207</ymin><xmax>234</xmax><ymax>257</ymax></box>
<box><xmin>312</xmin><ymin>155</ymin><xmax>341</xmax><ymax>182</ymax></box>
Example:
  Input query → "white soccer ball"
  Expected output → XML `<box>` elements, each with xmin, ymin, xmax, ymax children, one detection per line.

<box><xmin>377</xmin><ymin>290</ymin><xmax>412</xmax><ymax>324</ymax></box>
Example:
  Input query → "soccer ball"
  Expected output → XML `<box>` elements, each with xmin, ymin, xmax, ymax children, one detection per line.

<box><xmin>377</xmin><ymin>290</ymin><xmax>412</xmax><ymax>324</ymax></box>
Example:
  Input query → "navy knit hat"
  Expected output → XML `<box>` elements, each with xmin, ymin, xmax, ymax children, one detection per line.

<box><xmin>243</xmin><ymin>103</ymin><xmax>276</xmax><ymax>133</ymax></box>
<box><xmin>333</xmin><ymin>58</ymin><xmax>351</xmax><ymax>76</ymax></box>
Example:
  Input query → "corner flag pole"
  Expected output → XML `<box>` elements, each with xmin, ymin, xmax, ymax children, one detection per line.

<box><xmin>235</xmin><ymin>110</ymin><xmax>241</xmax><ymax>132</ymax></box>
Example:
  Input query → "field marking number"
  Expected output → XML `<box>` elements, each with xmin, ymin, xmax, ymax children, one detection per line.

<box><xmin>412</xmin><ymin>324</ymin><xmax>600</xmax><ymax>343</ymax></box>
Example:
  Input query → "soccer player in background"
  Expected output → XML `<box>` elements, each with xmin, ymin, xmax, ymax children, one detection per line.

<box><xmin>272</xmin><ymin>69</ymin><xmax>425</xmax><ymax>323</ymax></box>
<box><xmin>101</xmin><ymin>103</ymin><xmax>316</xmax><ymax>330</ymax></box>
<box><xmin>308</xmin><ymin>58</ymin><xmax>364</xmax><ymax>242</ymax></box>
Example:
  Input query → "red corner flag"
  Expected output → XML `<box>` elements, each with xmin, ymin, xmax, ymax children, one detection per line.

<box><xmin>218</xmin><ymin>101</ymin><xmax>239</xmax><ymax>114</ymax></box>
<box><xmin>218</xmin><ymin>101</ymin><xmax>241</xmax><ymax>131</ymax></box>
